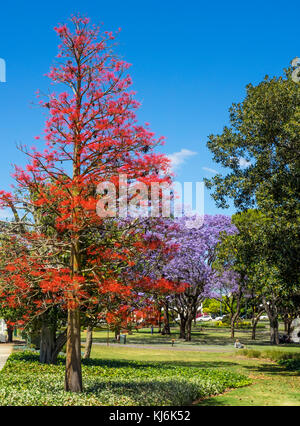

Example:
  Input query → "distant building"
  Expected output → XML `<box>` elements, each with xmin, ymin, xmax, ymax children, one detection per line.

<box><xmin>0</xmin><ymin>319</ymin><xmax>7</xmax><ymax>342</ymax></box>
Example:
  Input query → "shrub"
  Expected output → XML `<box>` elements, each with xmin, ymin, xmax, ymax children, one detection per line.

<box><xmin>240</xmin><ymin>349</ymin><xmax>300</xmax><ymax>362</ymax></box>
<box><xmin>278</xmin><ymin>359</ymin><xmax>300</xmax><ymax>372</ymax></box>
<box><xmin>0</xmin><ymin>351</ymin><xmax>251</xmax><ymax>406</ymax></box>
<box><xmin>263</xmin><ymin>350</ymin><xmax>300</xmax><ymax>362</ymax></box>
<box><xmin>236</xmin><ymin>321</ymin><xmax>251</xmax><ymax>329</ymax></box>
<box><xmin>240</xmin><ymin>349</ymin><xmax>262</xmax><ymax>358</ymax></box>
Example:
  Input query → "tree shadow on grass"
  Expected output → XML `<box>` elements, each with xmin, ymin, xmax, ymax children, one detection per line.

<box><xmin>194</xmin><ymin>397</ymin><xmax>230</xmax><ymax>406</ymax></box>
<box><xmin>90</xmin><ymin>334</ymin><xmax>234</xmax><ymax>347</ymax></box>
<box><xmin>81</xmin><ymin>378</ymin><xmax>216</xmax><ymax>406</ymax></box>
<box><xmin>242</xmin><ymin>362</ymin><xmax>300</xmax><ymax>377</ymax></box>
<box><xmin>86</xmin><ymin>326</ymin><xmax>285</xmax><ymax>349</ymax></box>
<box><xmin>12</xmin><ymin>350</ymin><xmax>239</xmax><ymax>370</ymax></box>
<box><xmin>82</xmin><ymin>357</ymin><xmax>240</xmax><ymax>370</ymax></box>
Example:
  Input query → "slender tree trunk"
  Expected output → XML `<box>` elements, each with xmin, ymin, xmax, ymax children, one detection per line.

<box><xmin>251</xmin><ymin>316</ymin><xmax>260</xmax><ymax>340</ymax></box>
<box><xmin>179</xmin><ymin>314</ymin><xmax>186</xmax><ymax>339</ymax></box>
<box><xmin>64</xmin><ymin>195</ymin><xmax>83</xmax><ymax>392</ymax></box>
<box><xmin>269</xmin><ymin>316</ymin><xmax>279</xmax><ymax>345</ymax></box>
<box><xmin>230</xmin><ymin>317</ymin><xmax>235</xmax><ymax>339</ymax></box>
<box><xmin>64</xmin><ymin>80</ymin><xmax>83</xmax><ymax>392</ymax></box>
<box><xmin>51</xmin><ymin>329</ymin><xmax>67</xmax><ymax>364</ymax></box>
<box><xmin>65</xmin><ymin>305</ymin><xmax>82</xmax><ymax>392</ymax></box>
<box><xmin>287</xmin><ymin>319</ymin><xmax>292</xmax><ymax>336</ymax></box>
<box><xmin>162</xmin><ymin>301</ymin><xmax>170</xmax><ymax>335</ymax></box>
<box><xmin>251</xmin><ymin>308</ymin><xmax>264</xmax><ymax>340</ymax></box>
<box><xmin>230</xmin><ymin>311</ymin><xmax>240</xmax><ymax>338</ymax></box>
<box><xmin>284</xmin><ymin>316</ymin><xmax>292</xmax><ymax>336</ymax></box>
<box><xmin>83</xmin><ymin>326</ymin><xmax>93</xmax><ymax>359</ymax></box>
<box><xmin>284</xmin><ymin>318</ymin><xmax>288</xmax><ymax>332</ymax></box>
<box><xmin>158</xmin><ymin>306</ymin><xmax>162</xmax><ymax>333</ymax></box>
<box><xmin>7</xmin><ymin>325</ymin><xmax>13</xmax><ymax>343</ymax></box>
<box><xmin>263</xmin><ymin>298</ymin><xmax>279</xmax><ymax>345</ymax></box>
<box><xmin>115</xmin><ymin>327</ymin><xmax>121</xmax><ymax>340</ymax></box>
<box><xmin>185</xmin><ymin>315</ymin><xmax>193</xmax><ymax>341</ymax></box>
<box><xmin>230</xmin><ymin>288</ymin><xmax>242</xmax><ymax>339</ymax></box>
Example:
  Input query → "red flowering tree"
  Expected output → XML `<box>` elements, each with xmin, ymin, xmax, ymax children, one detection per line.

<box><xmin>0</xmin><ymin>16</ymin><xmax>171</xmax><ymax>392</ymax></box>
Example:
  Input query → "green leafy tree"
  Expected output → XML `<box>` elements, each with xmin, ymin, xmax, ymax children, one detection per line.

<box><xmin>205</xmin><ymin>66</ymin><xmax>299</xmax><ymax>215</ymax></box>
<box><xmin>205</xmin><ymin>65</ymin><xmax>300</xmax><ymax>338</ymax></box>
<box><xmin>216</xmin><ymin>210</ymin><xmax>299</xmax><ymax>344</ymax></box>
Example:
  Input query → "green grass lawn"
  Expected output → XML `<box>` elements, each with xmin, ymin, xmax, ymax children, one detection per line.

<box><xmin>87</xmin><ymin>344</ymin><xmax>300</xmax><ymax>406</ymax></box>
<box><xmin>81</xmin><ymin>323</ymin><xmax>300</xmax><ymax>406</ymax></box>
<box><xmin>82</xmin><ymin>322</ymin><xmax>300</xmax><ymax>352</ymax></box>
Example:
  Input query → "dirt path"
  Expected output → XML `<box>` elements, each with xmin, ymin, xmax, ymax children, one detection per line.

<box><xmin>0</xmin><ymin>344</ymin><xmax>13</xmax><ymax>371</ymax></box>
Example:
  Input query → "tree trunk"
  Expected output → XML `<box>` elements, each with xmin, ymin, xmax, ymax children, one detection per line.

<box><xmin>66</xmin><ymin>118</ymin><xmax>83</xmax><ymax>392</ymax></box>
<box><xmin>158</xmin><ymin>306</ymin><xmax>162</xmax><ymax>333</ymax></box>
<box><xmin>83</xmin><ymin>326</ymin><xmax>93</xmax><ymax>359</ymax></box>
<box><xmin>162</xmin><ymin>301</ymin><xmax>171</xmax><ymax>335</ymax></box>
<box><xmin>251</xmin><ymin>317</ymin><xmax>259</xmax><ymax>340</ymax></box>
<box><xmin>287</xmin><ymin>319</ymin><xmax>292</xmax><ymax>336</ymax></box>
<box><xmin>7</xmin><ymin>325</ymin><xmax>13</xmax><ymax>343</ymax></box>
<box><xmin>185</xmin><ymin>316</ymin><xmax>193</xmax><ymax>341</ymax></box>
<box><xmin>179</xmin><ymin>315</ymin><xmax>186</xmax><ymax>339</ymax></box>
<box><xmin>284</xmin><ymin>318</ymin><xmax>288</xmax><ymax>332</ymax></box>
<box><xmin>64</xmin><ymin>199</ymin><xmax>83</xmax><ymax>391</ymax></box>
<box><xmin>39</xmin><ymin>323</ymin><xmax>55</xmax><ymax>364</ymax></box>
<box><xmin>230</xmin><ymin>320</ymin><xmax>235</xmax><ymax>339</ymax></box>
<box><xmin>64</xmin><ymin>306</ymin><xmax>82</xmax><ymax>392</ymax></box>
<box><xmin>284</xmin><ymin>317</ymin><xmax>292</xmax><ymax>336</ymax></box>
<box><xmin>114</xmin><ymin>327</ymin><xmax>121</xmax><ymax>340</ymax></box>
<box><xmin>269</xmin><ymin>316</ymin><xmax>279</xmax><ymax>345</ymax></box>
<box><xmin>51</xmin><ymin>329</ymin><xmax>67</xmax><ymax>364</ymax></box>
<box><xmin>230</xmin><ymin>312</ymin><xmax>239</xmax><ymax>338</ymax></box>
<box><xmin>263</xmin><ymin>298</ymin><xmax>279</xmax><ymax>345</ymax></box>
<box><xmin>251</xmin><ymin>310</ymin><xmax>264</xmax><ymax>340</ymax></box>
<box><xmin>230</xmin><ymin>288</ymin><xmax>242</xmax><ymax>339</ymax></box>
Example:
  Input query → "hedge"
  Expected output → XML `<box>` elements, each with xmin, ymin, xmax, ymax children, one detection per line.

<box><xmin>0</xmin><ymin>351</ymin><xmax>251</xmax><ymax>406</ymax></box>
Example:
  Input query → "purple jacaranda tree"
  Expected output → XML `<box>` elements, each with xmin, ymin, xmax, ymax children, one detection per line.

<box><xmin>205</xmin><ymin>268</ymin><xmax>245</xmax><ymax>338</ymax></box>
<box><xmin>129</xmin><ymin>217</ymin><xmax>182</xmax><ymax>334</ymax></box>
<box><xmin>136</xmin><ymin>215</ymin><xmax>236</xmax><ymax>340</ymax></box>
<box><xmin>163</xmin><ymin>215</ymin><xmax>236</xmax><ymax>340</ymax></box>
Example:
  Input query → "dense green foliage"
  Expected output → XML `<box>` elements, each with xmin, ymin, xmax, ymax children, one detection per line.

<box><xmin>0</xmin><ymin>351</ymin><xmax>250</xmax><ymax>406</ymax></box>
<box><xmin>278</xmin><ymin>359</ymin><xmax>300</xmax><ymax>372</ymax></box>
<box><xmin>205</xmin><ymin>68</ymin><xmax>300</xmax><ymax>213</ymax></box>
<box><xmin>206</xmin><ymin>67</ymin><xmax>300</xmax><ymax>307</ymax></box>
<box><xmin>241</xmin><ymin>348</ymin><xmax>300</xmax><ymax>374</ymax></box>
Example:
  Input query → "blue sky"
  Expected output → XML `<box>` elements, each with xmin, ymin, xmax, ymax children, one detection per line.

<box><xmin>0</xmin><ymin>0</ymin><xmax>299</xmax><ymax>216</ymax></box>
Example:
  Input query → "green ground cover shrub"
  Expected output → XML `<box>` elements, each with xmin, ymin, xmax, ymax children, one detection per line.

<box><xmin>0</xmin><ymin>351</ymin><xmax>250</xmax><ymax>406</ymax></box>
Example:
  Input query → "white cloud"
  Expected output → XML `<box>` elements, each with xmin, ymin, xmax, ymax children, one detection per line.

<box><xmin>167</xmin><ymin>149</ymin><xmax>197</xmax><ymax>171</ymax></box>
<box><xmin>202</xmin><ymin>166</ymin><xmax>217</xmax><ymax>174</ymax></box>
<box><xmin>238</xmin><ymin>157</ymin><xmax>251</xmax><ymax>168</ymax></box>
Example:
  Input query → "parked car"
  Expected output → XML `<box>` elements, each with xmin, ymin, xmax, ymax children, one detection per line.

<box><xmin>196</xmin><ymin>315</ymin><xmax>212</xmax><ymax>322</ymax></box>
<box><xmin>214</xmin><ymin>315</ymin><xmax>225</xmax><ymax>321</ymax></box>
<box><xmin>260</xmin><ymin>315</ymin><xmax>268</xmax><ymax>320</ymax></box>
